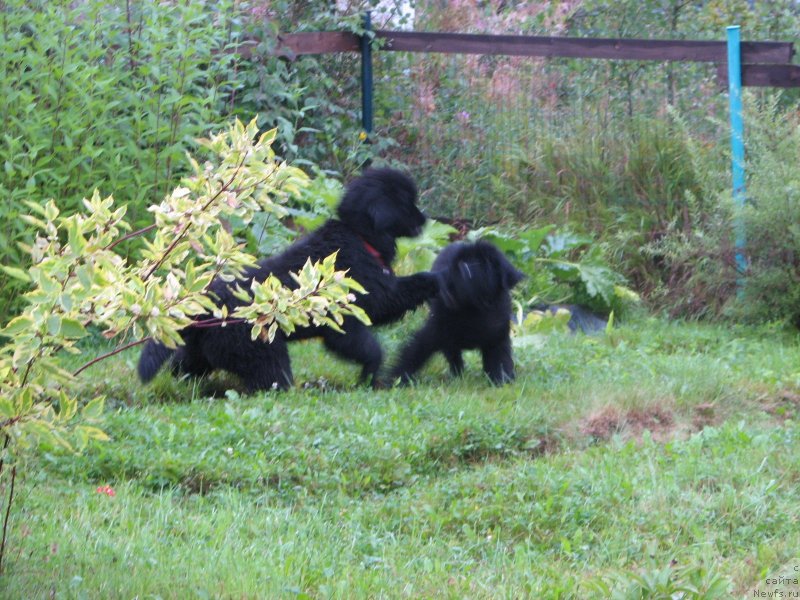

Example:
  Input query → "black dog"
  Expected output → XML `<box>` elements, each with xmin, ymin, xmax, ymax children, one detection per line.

<box><xmin>138</xmin><ymin>167</ymin><xmax>438</xmax><ymax>392</ymax></box>
<box><xmin>391</xmin><ymin>240</ymin><xmax>524</xmax><ymax>385</ymax></box>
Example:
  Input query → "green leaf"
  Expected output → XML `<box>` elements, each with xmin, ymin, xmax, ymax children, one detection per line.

<box><xmin>47</xmin><ymin>314</ymin><xmax>61</xmax><ymax>336</ymax></box>
<box><xmin>38</xmin><ymin>358</ymin><xmax>75</xmax><ymax>383</ymax></box>
<box><xmin>60</xmin><ymin>318</ymin><xmax>87</xmax><ymax>339</ymax></box>
<box><xmin>58</xmin><ymin>391</ymin><xmax>78</xmax><ymax>421</ymax></box>
<box><xmin>545</xmin><ymin>232</ymin><xmax>592</xmax><ymax>256</ymax></box>
<box><xmin>614</xmin><ymin>285</ymin><xmax>640</xmax><ymax>303</ymax></box>
<box><xmin>0</xmin><ymin>265</ymin><xmax>30</xmax><ymax>282</ymax></box>
<box><xmin>2</xmin><ymin>316</ymin><xmax>34</xmax><ymax>337</ymax></box>
<box><xmin>0</xmin><ymin>398</ymin><xmax>15</xmax><ymax>420</ymax></box>
<box><xmin>605</xmin><ymin>311</ymin><xmax>615</xmax><ymax>335</ymax></box>
<box><xmin>81</xmin><ymin>396</ymin><xmax>106</xmax><ymax>422</ymax></box>
<box><xmin>76</xmin><ymin>425</ymin><xmax>109</xmax><ymax>442</ymax></box>
<box><xmin>518</xmin><ymin>225</ymin><xmax>556</xmax><ymax>254</ymax></box>
<box><xmin>577</xmin><ymin>264</ymin><xmax>616</xmax><ymax>304</ymax></box>
<box><xmin>470</xmin><ymin>228</ymin><xmax>526</xmax><ymax>254</ymax></box>
<box><xmin>19</xmin><ymin>420</ymin><xmax>58</xmax><ymax>446</ymax></box>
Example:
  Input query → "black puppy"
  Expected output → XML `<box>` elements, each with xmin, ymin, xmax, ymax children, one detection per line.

<box><xmin>391</xmin><ymin>240</ymin><xmax>524</xmax><ymax>385</ymax></box>
<box><xmin>138</xmin><ymin>167</ymin><xmax>438</xmax><ymax>392</ymax></box>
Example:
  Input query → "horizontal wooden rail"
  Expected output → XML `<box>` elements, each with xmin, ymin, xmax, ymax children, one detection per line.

<box><xmin>231</xmin><ymin>30</ymin><xmax>799</xmax><ymax>87</ymax></box>
<box><xmin>244</xmin><ymin>30</ymin><xmax>794</xmax><ymax>65</ymax></box>
<box><xmin>716</xmin><ymin>63</ymin><xmax>800</xmax><ymax>87</ymax></box>
<box><xmin>234</xmin><ymin>32</ymin><xmax>360</xmax><ymax>59</ymax></box>
<box><xmin>277</xmin><ymin>32</ymin><xmax>360</xmax><ymax>56</ymax></box>
<box><xmin>374</xmin><ymin>31</ymin><xmax>793</xmax><ymax>64</ymax></box>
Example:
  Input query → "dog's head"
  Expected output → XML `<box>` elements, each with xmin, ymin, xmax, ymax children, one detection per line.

<box><xmin>337</xmin><ymin>168</ymin><xmax>426</xmax><ymax>240</ymax></box>
<box><xmin>433</xmin><ymin>241</ymin><xmax>525</xmax><ymax>310</ymax></box>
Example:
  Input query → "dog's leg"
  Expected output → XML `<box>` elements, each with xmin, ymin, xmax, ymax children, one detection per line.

<box><xmin>369</xmin><ymin>272</ymin><xmax>439</xmax><ymax>325</ymax></box>
<box><xmin>248</xmin><ymin>339</ymin><xmax>293</xmax><ymax>392</ymax></box>
<box><xmin>391</xmin><ymin>321</ymin><xmax>441</xmax><ymax>383</ymax></box>
<box><xmin>171</xmin><ymin>341</ymin><xmax>213</xmax><ymax>378</ymax></box>
<box><xmin>242</xmin><ymin>350</ymin><xmax>293</xmax><ymax>392</ymax></box>
<box><xmin>442</xmin><ymin>346</ymin><xmax>464</xmax><ymax>377</ymax></box>
<box><xmin>137</xmin><ymin>340</ymin><xmax>177</xmax><ymax>383</ymax></box>
<box><xmin>481</xmin><ymin>337</ymin><xmax>515</xmax><ymax>385</ymax></box>
<box><xmin>202</xmin><ymin>326</ymin><xmax>293</xmax><ymax>392</ymax></box>
<box><xmin>321</xmin><ymin>322</ymin><xmax>383</xmax><ymax>385</ymax></box>
<box><xmin>237</xmin><ymin>340</ymin><xmax>294</xmax><ymax>393</ymax></box>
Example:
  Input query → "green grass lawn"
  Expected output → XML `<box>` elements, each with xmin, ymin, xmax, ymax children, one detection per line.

<box><xmin>3</xmin><ymin>317</ymin><xmax>800</xmax><ymax>598</ymax></box>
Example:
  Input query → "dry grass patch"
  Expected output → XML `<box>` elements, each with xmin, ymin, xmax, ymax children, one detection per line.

<box><xmin>579</xmin><ymin>403</ymin><xmax>676</xmax><ymax>442</ymax></box>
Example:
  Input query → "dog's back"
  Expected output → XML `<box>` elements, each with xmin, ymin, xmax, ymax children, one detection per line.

<box><xmin>137</xmin><ymin>167</ymin><xmax>437</xmax><ymax>391</ymax></box>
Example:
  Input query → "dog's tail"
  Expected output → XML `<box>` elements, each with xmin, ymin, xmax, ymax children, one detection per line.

<box><xmin>137</xmin><ymin>340</ymin><xmax>175</xmax><ymax>383</ymax></box>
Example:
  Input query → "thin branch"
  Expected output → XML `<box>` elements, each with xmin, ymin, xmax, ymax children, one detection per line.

<box><xmin>0</xmin><ymin>417</ymin><xmax>23</xmax><ymax>432</ymax></box>
<box><xmin>73</xmin><ymin>337</ymin><xmax>151</xmax><ymax>377</ymax></box>
<box><xmin>104</xmin><ymin>223</ymin><xmax>156</xmax><ymax>251</ymax></box>
<box><xmin>125</xmin><ymin>0</ymin><xmax>136</xmax><ymax>72</ymax></box>
<box><xmin>0</xmin><ymin>435</ymin><xmax>9</xmax><ymax>479</ymax></box>
<box><xmin>0</xmin><ymin>464</ymin><xmax>16</xmax><ymax>576</ymax></box>
<box><xmin>189</xmin><ymin>318</ymin><xmax>245</xmax><ymax>328</ymax></box>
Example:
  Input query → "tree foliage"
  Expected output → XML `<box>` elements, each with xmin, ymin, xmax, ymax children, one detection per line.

<box><xmin>0</xmin><ymin>117</ymin><xmax>368</xmax><ymax>463</ymax></box>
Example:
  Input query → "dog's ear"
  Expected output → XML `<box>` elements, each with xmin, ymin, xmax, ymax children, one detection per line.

<box><xmin>338</xmin><ymin>178</ymin><xmax>389</xmax><ymax>233</ymax></box>
<box><xmin>498</xmin><ymin>254</ymin><xmax>526</xmax><ymax>289</ymax></box>
<box><xmin>474</xmin><ymin>241</ymin><xmax>526</xmax><ymax>289</ymax></box>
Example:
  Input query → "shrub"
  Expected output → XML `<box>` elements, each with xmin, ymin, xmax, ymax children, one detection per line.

<box><xmin>733</xmin><ymin>98</ymin><xmax>800</xmax><ymax>325</ymax></box>
<box><xmin>645</xmin><ymin>96</ymin><xmax>800</xmax><ymax>324</ymax></box>
<box><xmin>0</xmin><ymin>117</ymin><xmax>367</xmax><ymax>569</ymax></box>
<box><xmin>469</xmin><ymin>226</ymin><xmax>638</xmax><ymax>317</ymax></box>
<box><xmin>0</xmin><ymin>0</ymin><xmax>334</xmax><ymax>315</ymax></box>
<box><xmin>0</xmin><ymin>1</ymin><xmax>236</xmax><ymax>312</ymax></box>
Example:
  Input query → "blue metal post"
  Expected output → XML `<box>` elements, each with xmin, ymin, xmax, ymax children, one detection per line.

<box><xmin>727</xmin><ymin>25</ymin><xmax>747</xmax><ymax>277</ymax></box>
<box><xmin>360</xmin><ymin>12</ymin><xmax>374</xmax><ymax>136</ymax></box>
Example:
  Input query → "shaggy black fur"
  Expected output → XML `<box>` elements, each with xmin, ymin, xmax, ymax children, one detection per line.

<box><xmin>137</xmin><ymin>167</ymin><xmax>439</xmax><ymax>392</ymax></box>
<box><xmin>391</xmin><ymin>240</ymin><xmax>524</xmax><ymax>385</ymax></box>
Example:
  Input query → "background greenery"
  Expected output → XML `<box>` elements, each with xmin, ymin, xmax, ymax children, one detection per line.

<box><xmin>2</xmin><ymin>1</ymin><xmax>800</xmax><ymax>596</ymax></box>
<box><xmin>2</xmin><ymin>0</ymin><xmax>800</xmax><ymax>321</ymax></box>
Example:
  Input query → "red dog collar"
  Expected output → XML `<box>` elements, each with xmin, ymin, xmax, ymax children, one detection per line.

<box><xmin>361</xmin><ymin>239</ymin><xmax>392</xmax><ymax>274</ymax></box>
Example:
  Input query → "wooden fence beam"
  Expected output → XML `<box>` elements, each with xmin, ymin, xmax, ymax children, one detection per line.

<box><xmin>373</xmin><ymin>30</ymin><xmax>794</xmax><ymax>64</ymax></box>
<box><xmin>234</xmin><ymin>32</ymin><xmax>360</xmax><ymax>59</ymax></box>
<box><xmin>716</xmin><ymin>63</ymin><xmax>800</xmax><ymax>88</ymax></box>
<box><xmin>232</xmin><ymin>31</ymin><xmax>793</xmax><ymax>65</ymax></box>
<box><xmin>230</xmin><ymin>30</ymin><xmax>800</xmax><ymax>87</ymax></box>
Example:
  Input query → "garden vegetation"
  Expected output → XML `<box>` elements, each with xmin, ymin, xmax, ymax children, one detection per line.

<box><xmin>1</xmin><ymin>0</ymin><xmax>800</xmax><ymax>597</ymax></box>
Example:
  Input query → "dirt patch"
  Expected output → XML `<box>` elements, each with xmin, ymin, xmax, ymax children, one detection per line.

<box><xmin>760</xmin><ymin>389</ymin><xmax>800</xmax><ymax>421</ymax></box>
<box><xmin>523</xmin><ymin>433</ymin><xmax>560</xmax><ymax>457</ymax></box>
<box><xmin>692</xmin><ymin>402</ymin><xmax>719</xmax><ymax>430</ymax></box>
<box><xmin>580</xmin><ymin>404</ymin><xmax>675</xmax><ymax>442</ymax></box>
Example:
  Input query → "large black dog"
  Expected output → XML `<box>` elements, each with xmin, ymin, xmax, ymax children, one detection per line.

<box><xmin>391</xmin><ymin>240</ymin><xmax>524</xmax><ymax>385</ymax></box>
<box><xmin>138</xmin><ymin>168</ymin><xmax>439</xmax><ymax>392</ymax></box>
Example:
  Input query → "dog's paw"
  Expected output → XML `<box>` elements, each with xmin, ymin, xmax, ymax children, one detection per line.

<box><xmin>418</xmin><ymin>271</ymin><xmax>441</xmax><ymax>296</ymax></box>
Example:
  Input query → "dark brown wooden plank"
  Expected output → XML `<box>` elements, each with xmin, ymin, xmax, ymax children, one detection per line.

<box><xmin>277</xmin><ymin>32</ymin><xmax>360</xmax><ymax>56</ymax></box>
<box><xmin>717</xmin><ymin>63</ymin><xmax>800</xmax><ymax>88</ymax></box>
<box><xmin>231</xmin><ymin>32</ymin><xmax>360</xmax><ymax>59</ymax></box>
<box><xmin>374</xmin><ymin>30</ymin><xmax>794</xmax><ymax>64</ymax></box>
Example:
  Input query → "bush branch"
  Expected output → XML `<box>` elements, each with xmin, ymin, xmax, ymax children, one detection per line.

<box><xmin>73</xmin><ymin>337</ymin><xmax>151</xmax><ymax>377</ymax></box>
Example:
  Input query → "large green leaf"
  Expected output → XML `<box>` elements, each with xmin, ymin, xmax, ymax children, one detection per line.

<box><xmin>576</xmin><ymin>264</ymin><xmax>617</xmax><ymax>304</ymax></box>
